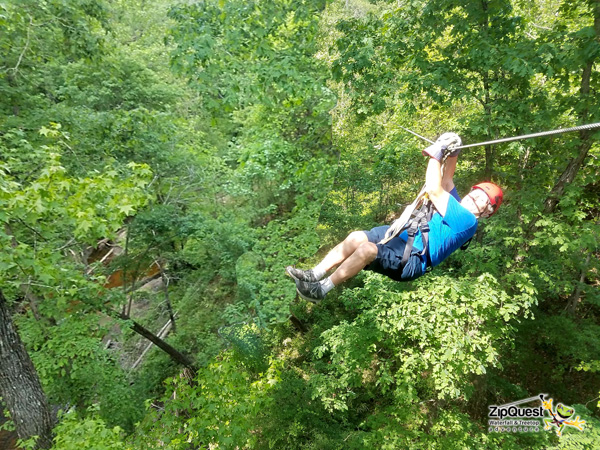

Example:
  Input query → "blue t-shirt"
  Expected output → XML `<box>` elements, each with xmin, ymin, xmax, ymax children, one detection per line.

<box><xmin>399</xmin><ymin>188</ymin><xmax>477</xmax><ymax>271</ymax></box>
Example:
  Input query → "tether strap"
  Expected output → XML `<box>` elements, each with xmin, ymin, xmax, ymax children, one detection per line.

<box><xmin>379</xmin><ymin>159</ymin><xmax>450</xmax><ymax>246</ymax></box>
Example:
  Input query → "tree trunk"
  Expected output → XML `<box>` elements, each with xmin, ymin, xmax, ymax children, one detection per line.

<box><xmin>0</xmin><ymin>290</ymin><xmax>54</xmax><ymax>449</ymax></box>
<box><xmin>543</xmin><ymin>136</ymin><xmax>593</xmax><ymax>214</ymax></box>
<box><xmin>158</xmin><ymin>262</ymin><xmax>177</xmax><ymax>334</ymax></box>
<box><xmin>566</xmin><ymin>253</ymin><xmax>591</xmax><ymax>316</ymax></box>
<box><xmin>484</xmin><ymin>143</ymin><xmax>493</xmax><ymax>180</ymax></box>
<box><xmin>481</xmin><ymin>1</ymin><xmax>494</xmax><ymax>180</ymax></box>
<box><xmin>543</xmin><ymin>1</ymin><xmax>599</xmax><ymax>213</ymax></box>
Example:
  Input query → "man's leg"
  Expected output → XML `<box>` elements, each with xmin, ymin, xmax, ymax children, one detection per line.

<box><xmin>287</xmin><ymin>231</ymin><xmax>369</xmax><ymax>282</ymax></box>
<box><xmin>329</xmin><ymin>241</ymin><xmax>377</xmax><ymax>285</ymax></box>
<box><xmin>314</xmin><ymin>231</ymin><xmax>370</xmax><ymax>274</ymax></box>
<box><xmin>294</xmin><ymin>240</ymin><xmax>378</xmax><ymax>302</ymax></box>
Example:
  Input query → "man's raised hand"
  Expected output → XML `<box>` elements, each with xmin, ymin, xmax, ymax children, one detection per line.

<box><xmin>422</xmin><ymin>132</ymin><xmax>462</xmax><ymax>161</ymax></box>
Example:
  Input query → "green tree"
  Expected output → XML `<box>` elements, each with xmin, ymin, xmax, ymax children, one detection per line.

<box><xmin>0</xmin><ymin>127</ymin><xmax>153</xmax><ymax>431</ymax></box>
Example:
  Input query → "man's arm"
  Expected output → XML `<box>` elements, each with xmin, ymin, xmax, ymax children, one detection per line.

<box><xmin>421</xmin><ymin>132</ymin><xmax>461</xmax><ymax>216</ymax></box>
<box><xmin>425</xmin><ymin>157</ymin><xmax>450</xmax><ymax>216</ymax></box>
<box><xmin>441</xmin><ymin>155</ymin><xmax>458</xmax><ymax>193</ymax></box>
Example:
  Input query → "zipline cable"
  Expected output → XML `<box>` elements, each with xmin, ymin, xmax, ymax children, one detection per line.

<box><xmin>399</xmin><ymin>125</ymin><xmax>434</xmax><ymax>144</ymax></box>
<box><xmin>454</xmin><ymin>122</ymin><xmax>600</xmax><ymax>150</ymax></box>
<box><xmin>456</xmin><ymin>123</ymin><xmax>600</xmax><ymax>149</ymax></box>
<box><xmin>399</xmin><ymin>122</ymin><xmax>600</xmax><ymax>149</ymax></box>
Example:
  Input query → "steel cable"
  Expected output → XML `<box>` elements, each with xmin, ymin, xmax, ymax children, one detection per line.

<box><xmin>399</xmin><ymin>122</ymin><xmax>600</xmax><ymax>149</ymax></box>
<box><xmin>454</xmin><ymin>122</ymin><xmax>600</xmax><ymax>150</ymax></box>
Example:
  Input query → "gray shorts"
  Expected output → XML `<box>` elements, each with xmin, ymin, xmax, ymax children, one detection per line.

<box><xmin>362</xmin><ymin>226</ymin><xmax>425</xmax><ymax>281</ymax></box>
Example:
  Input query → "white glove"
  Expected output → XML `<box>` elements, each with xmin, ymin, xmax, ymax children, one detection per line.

<box><xmin>422</xmin><ymin>132</ymin><xmax>462</xmax><ymax>161</ymax></box>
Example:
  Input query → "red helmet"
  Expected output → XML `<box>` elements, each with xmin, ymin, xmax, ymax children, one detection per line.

<box><xmin>471</xmin><ymin>182</ymin><xmax>503</xmax><ymax>215</ymax></box>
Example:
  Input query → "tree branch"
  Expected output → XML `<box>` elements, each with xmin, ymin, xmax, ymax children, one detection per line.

<box><xmin>7</xmin><ymin>15</ymin><xmax>33</xmax><ymax>76</ymax></box>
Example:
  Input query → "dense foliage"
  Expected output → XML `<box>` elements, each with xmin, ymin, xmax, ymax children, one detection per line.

<box><xmin>0</xmin><ymin>0</ymin><xmax>599</xmax><ymax>449</ymax></box>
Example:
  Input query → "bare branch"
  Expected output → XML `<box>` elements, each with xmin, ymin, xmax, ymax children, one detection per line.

<box><xmin>7</xmin><ymin>15</ymin><xmax>33</xmax><ymax>76</ymax></box>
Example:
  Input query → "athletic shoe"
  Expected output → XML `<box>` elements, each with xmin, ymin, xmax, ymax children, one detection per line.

<box><xmin>285</xmin><ymin>266</ymin><xmax>320</xmax><ymax>282</ymax></box>
<box><xmin>294</xmin><ymin>279</ymin><xmax>326</xmax><ymax>303</ymax></box>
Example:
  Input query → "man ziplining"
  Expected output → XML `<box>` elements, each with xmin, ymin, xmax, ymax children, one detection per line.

<box><xmin>286</xmin><ymin>132</ymin><xmax>503</xmax><ymax>302</ymax></box>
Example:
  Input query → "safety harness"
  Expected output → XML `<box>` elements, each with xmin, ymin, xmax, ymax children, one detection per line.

<box><xmin>378</xmin><ymin>153</ymin><xmax>450</xmax><ymax>271</ymax></box>
<box><xmin>399</xmin><ymin>197</ymin><xmax>434</xmax><ymax>269</ymax></box>
<box><xmin>382</xmin><ymin>194</ymin><xmax>473</xmax><ymax>271</ymax></box>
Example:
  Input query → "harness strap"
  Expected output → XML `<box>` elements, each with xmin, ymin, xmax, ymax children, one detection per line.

<box><xmin>400</xmin><ymin>216</ymin><xmax>420</xmax><ymax>267</ymax></box>
<box><xmin>400</xmin><ymin>202</ymin><xmax>433</xmax><ymax>270</ymax></box>
<box><xmin>379</xmin><ymin>160</ymin><xmax>449</xmax><ymax>246</ymax></box>
<box><xmin>460</xmin><ymin>237</ymin><xmax>472</xmax><ymax>251</ymax></box>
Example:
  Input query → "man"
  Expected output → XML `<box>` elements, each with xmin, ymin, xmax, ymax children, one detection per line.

<box><xmin>286</xmin><ymin>133</ymin><xmax>503</xmax><ymax>302</ymax></box>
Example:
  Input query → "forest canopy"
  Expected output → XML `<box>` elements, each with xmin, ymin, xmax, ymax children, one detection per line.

<box><xmin>0</xmin><ymin>0</ymin><xmax>599</xmax><ymax>449</ymax></box>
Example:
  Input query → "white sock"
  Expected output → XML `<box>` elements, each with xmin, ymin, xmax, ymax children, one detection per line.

<box><xmin>319</xmin><ymin>277</ymin><xmax>335</xmax><ymax>295</ymax></box>
<box><xmin>312</xmin><ymin>263</ymin><xmax>328</xmax><ymax>280</ymax></box>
